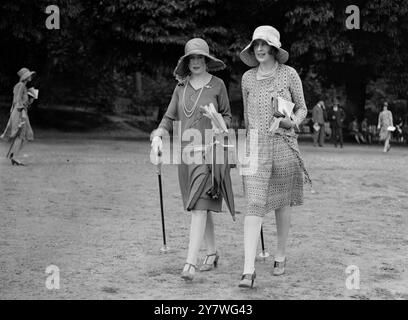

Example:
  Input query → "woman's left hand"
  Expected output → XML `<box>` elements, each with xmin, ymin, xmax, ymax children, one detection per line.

<box><xmin>279</xmin><ymin>116</ymin><xmax>294</xmax><ymax>129</ymax></box>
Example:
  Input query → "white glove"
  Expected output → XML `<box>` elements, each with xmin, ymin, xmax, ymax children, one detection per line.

<box><xmin>211</xmin><ymin>120</ymin><xmax>224</xmax><ymax>135</ymax></box>
<box><xmin>201</xmin><ymin>104</ymin><xmax>223</xmax><ymax>135</ymax></box>
<box><xmin>151</xmin><ymin>136</ymin><xmax>163</xmax><ymax>156</ymax></box>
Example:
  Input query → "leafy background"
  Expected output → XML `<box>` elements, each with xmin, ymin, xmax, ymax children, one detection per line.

<box><xmin>1</xmin><ymin>0</ymin><xmax>407</xmax><ymax>126</ymax></box>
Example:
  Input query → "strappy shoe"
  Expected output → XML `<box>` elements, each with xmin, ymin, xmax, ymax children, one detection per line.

<box><xmin>11</xmin><ymin>158</ymin><xmax>24</xmax><ymax>166</ymax></box>
<box><xmin>238</xmin><ymin>271</ymin><xmax>256</xmax><ymax>288</ymax></box>
<box><xmin>181</xmin><ymin>263</ymin><xmax>197</xmax><ymax>281</ymax></box>
<box><xmin>273</xmin><ymin>258</ymin><xmax>286</xmax><ymax>276</ymax></box>
<box><xmin>199</xmin><ymin>251</ymin><xmax>219</xmax><ymax>271</ymax></box>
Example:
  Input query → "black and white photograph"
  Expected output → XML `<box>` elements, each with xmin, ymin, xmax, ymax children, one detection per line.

<box><xmin>0</xmin><ymin>0</ymin><xmax>407</xmax><ymax>305</ymax></box>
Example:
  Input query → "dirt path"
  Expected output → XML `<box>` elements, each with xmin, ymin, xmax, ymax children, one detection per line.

<box><xmin>0</xmin><ymin>138</ymin><xmax>407</xmax><ymax>300</ymax></box>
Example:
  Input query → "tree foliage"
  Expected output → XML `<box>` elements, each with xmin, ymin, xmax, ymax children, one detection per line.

<box><xmin>0</xmin><ymin>0</ymin><xmax>407</xmax><ymax>114</ymax></box>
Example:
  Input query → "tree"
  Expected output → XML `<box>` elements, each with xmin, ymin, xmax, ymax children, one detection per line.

<box><xmin>1</xmin><ymin>0</ymin><xmax>406</xmax><ymax>116</ymax></box>
<box><xmin>283</xmin><ymin>0</ymin><xmax>408</xmax><ymax>117</ymax></box>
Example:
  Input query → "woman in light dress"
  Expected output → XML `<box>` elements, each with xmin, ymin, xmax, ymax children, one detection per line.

<box><xmin>1</xmin><ymin>68</ymin><xmax>36</xmax><ymax>166</ymax></box>
<box><xmin>238</xmin><ymin>26</ymin><xmax>310</xmax><ymax>288</ymax></box>
<box><xmin>377</xmin><ymin>101</ymin><xmax>394</xmax><ymax>152</ymax></box>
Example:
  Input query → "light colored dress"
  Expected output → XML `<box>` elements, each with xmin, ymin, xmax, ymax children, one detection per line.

<box><xmin>1</xmin><ymin>82</ymin><xmax>34</xmax><ymax>141</ymax></box>
<box><xmin>242</xmin><ymin>64</ymin><xmax>309</xmax><ymax>217</ymax></box>
<box><xmin>154</xmin><ymin>75</ymin><xmax>232</xmax><ymax>212</ymax></box>
<box><xmin>378</xmin><ymin>110</ymin><xmax>393</xmax><ymax>141</ymax></box>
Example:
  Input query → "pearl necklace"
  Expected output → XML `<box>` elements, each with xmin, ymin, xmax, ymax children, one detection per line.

<box><xmin>182</xmin><ymin>80</ymin><xmax>205</xmax><ymax>118</ymax></box>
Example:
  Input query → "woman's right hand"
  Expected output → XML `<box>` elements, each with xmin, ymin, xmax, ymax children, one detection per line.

<box><xmin>151</xmin><ymin>136</ymin><xmax>163</xmax><ymax>156</ymax></box>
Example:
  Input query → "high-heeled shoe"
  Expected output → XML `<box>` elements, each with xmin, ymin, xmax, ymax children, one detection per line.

<box><xmin>181</xmin><ymin>263</ymin><xmax>197</xmax><ymax>281</ymax></box>
<box><xmin>199</xmin><ymin>251</ymin><xmax>219</xmax><ymax>271</ymax></box>
<box><xmin>11</xmin><ymin>158</ymin><xmax>24</xmax><ymax>166</ymax></box>
<box><xmin>273</xmin><ymin>258</ymin><xmax>286</xmax><ymax>276</ymax></box>
<box><xmin>238</xmin><ymin>271</ymin><xmax>256</xmax><ymax>288</ymax></box>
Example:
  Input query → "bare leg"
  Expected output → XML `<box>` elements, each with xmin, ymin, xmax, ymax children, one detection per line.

<box><xmin>243</xmin><ymin>215</ymin><xmax>263</xmax><ymax>274</ymax></box>
<box><xmin>275</xmin><ymin>207</ymin><xmax>291</xmax><ymax>261</ymax></box>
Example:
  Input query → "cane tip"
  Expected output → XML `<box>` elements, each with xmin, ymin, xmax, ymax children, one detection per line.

<box><xmin>160</xmin><ymin>246</ymin><xmax>170</xmax><ymax>253</ymax></box>
<box><xmin>259</xmin><ymin>252</ymin><xmax>270</xmax><ymax>258</ymax></box>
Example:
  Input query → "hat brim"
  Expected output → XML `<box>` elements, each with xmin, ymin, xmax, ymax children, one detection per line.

<box><xmin>173</xmin><ymin>50</ymin><xmax>226</xmax><ymax>79</ymax></box>
<box><xmin>239</xmin><ymin>40</ymin><xmax>289</xmax><ymax>67</ymax></box>
<box><xmin>20</xmin><ymin>71</ymin><xmax>36</xmax><ymax>81</ymax></box>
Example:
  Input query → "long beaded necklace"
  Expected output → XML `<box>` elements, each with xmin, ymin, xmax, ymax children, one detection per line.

<box><xmin>182</xmin><ymin>80</ymin><xmax>205</xmax><ymax>118</ymax></box>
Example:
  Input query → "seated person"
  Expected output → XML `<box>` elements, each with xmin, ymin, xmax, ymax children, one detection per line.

<box><xmin>349</xmin><ymin>118</ymin><xmax>366</xmax><ymax>144</ymax></box>
<box><xmin>361</xmin><ymin>118</ymin><xmax>372</xmax><ymax>144</ymax></box>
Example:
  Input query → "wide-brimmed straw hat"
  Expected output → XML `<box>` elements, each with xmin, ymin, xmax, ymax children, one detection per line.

<box><xmin>173</xmin><ymin>38</ymin><xmax>226</xmax><ymax>80</ymax></box>
<box><xmin>17</xmin><ymin>67</ymin><xmax>36</xmax><ymax>82</ymax></box>
<box><xmin>240</xmin><ymin>26</ymin><xmax>289</xmax><ymax>67</ymax></box>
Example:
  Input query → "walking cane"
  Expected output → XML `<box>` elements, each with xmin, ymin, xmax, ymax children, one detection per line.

<box><xmin>156</xmin><ymin>151</ymin><xmax>169</xmax><ymax>253</ymax></box>
<box><xmin>259</xmin><ymin>225</ymin><xmax>269</xmax><ymax>259</ymax></box>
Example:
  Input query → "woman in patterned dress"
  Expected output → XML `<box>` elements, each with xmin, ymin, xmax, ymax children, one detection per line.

<box><xmin>238</xmin><ymin>26</ymin><xmax>310</xmax><ymax>288</ymax></box>
<box><xmin>1</xmin><ymin>68</ymin><xmax>36</xmax><ymax>166</ymax></box>
<box><xmin>150</xmin><ymin>38</ymin><xmax>232</xmax><ymax>281</ymax></box>
<box><xmin>377</xmin><ymin>102</ymin><xmax>394</xmax><ymax>152</ymax></box>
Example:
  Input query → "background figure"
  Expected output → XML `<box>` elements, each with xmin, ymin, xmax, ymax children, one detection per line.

<box><xmin>365</xmin><ymin>106</ymin><xmax>378</xmax><ymax>142</ymax></box>
<box><xmin>328</xmin><ymin>101</ymin><xmax>346</xmax><ymax>148</ymax></box>
<box><xmin>349</xmin><ymin>118</ymin><xmax>365</xmax><ymax>144</ymax></box>
<box><xmin>1</xmin><ymin>68</ymin><xmax>36</xmax><ymax>166</ymax></box>
<box><xmin>394</xmin><ymin>115</ymin><xmax>404</xmax><ymax>143</ymax></box>
<box><xmin>402</xmin><ymin>114</ymin><xmax>408</xmax><ymax>143</ymax></box>
<box><xmin>361</xmin><ymin>118</ymin><xmax>371</xmax><ymax>144</ymax></box>
<box><xmin>322</xmin><ymin>102</ymin><xmax>331</xmax><ymax>140</ymax></box>
<box><xmin>377</xmin><ymin>101</ymin><xmax>394</xmax><ymax>152</ymax></box>
<box><xmin>312</xmin><ymin>100</ymin><xmax>326</xmax><ymax>147</ymax></box>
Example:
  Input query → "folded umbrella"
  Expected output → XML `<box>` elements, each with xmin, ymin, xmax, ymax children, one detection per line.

<box><xmin>186</xmin><ymin>139</ymin><xmax>235</xmax><ymax>221</ymax></box>
<box><xmin>210</xmin><ymin>143</ymin><xmax>236</xmax><ymax>221</ymax></box>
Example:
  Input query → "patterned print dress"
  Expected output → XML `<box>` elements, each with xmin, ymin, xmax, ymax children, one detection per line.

<box><xmin>241</xmin><ymin>64</ymin><xmax>308</xmax><ymax>217</ymax></box>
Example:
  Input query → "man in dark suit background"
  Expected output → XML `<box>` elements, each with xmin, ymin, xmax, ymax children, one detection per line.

<box><xmin>328</xmin><ymin>100</ymin><xmax>346</xmax><ymax>148</ymax></box>
<box><xmin>312</xmin><ymin>101</ymin><xmax>326</xmax><ymax>147</ymax></box>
